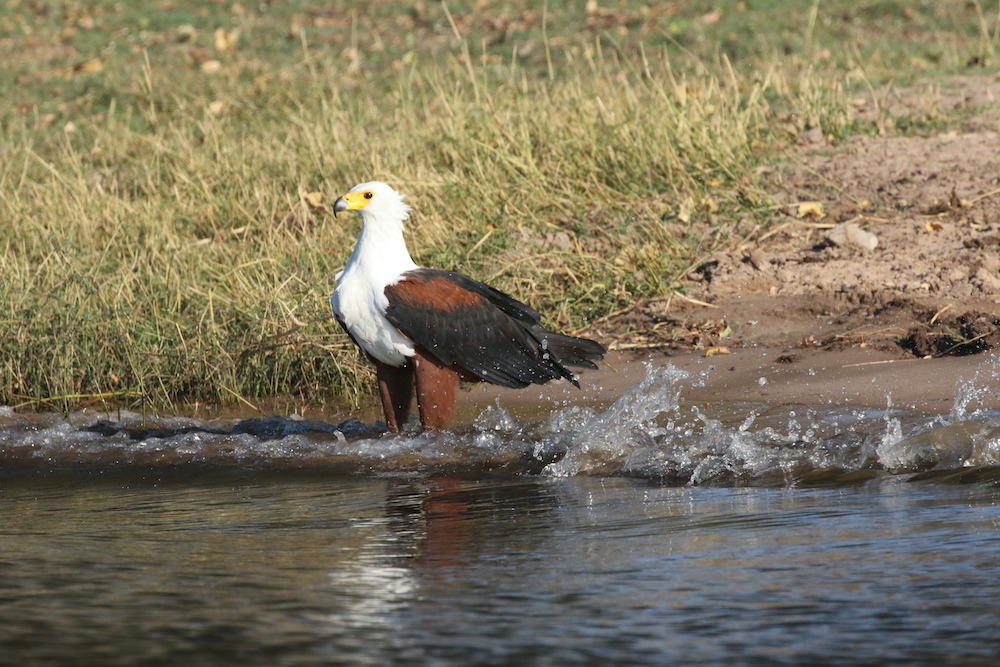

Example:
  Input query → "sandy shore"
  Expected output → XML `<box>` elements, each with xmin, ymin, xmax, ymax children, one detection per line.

<box><xmin>464</xmin><ymin>348</ymin><xmax>1000</xmax><ymax>418</ymax></box>
<box><xmin>478</xmin><ymin>103</ymin><xmax>1000</xmax><ymax>422</ymax></box>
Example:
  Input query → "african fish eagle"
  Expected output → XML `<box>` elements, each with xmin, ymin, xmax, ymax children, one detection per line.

<box><xmin>330</xmin><ymin>181</ymin><xmax>605</xmax><ymax>432</ymax></box>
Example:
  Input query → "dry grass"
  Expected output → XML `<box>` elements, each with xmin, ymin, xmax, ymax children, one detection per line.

<box><xmin>0</xmin><ymin>1</ymin><xmax>992</xmax><ymax>412</ymax></box>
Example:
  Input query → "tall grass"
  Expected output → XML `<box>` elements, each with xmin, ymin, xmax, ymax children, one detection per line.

<box><xmin>2</xmin><ymin>0</ymin><xmax>987</xmax><ymax>412</ymax></box>
<box><xmin>1</xmin><ymin>43</ymin><xmax>787</xmax><ymax>411</ymax></box>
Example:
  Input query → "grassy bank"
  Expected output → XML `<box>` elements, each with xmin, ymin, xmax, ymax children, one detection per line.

<box><xmin>1</xmin><ymin>1</ymin><xmax>994</xmax><ymax>412</ymax></box>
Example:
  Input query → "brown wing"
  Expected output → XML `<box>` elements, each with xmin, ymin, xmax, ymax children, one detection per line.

<box><xmin>383</xmin><ymin>268</ymin><xmax>604</xmax><ymax>389</ymax></box>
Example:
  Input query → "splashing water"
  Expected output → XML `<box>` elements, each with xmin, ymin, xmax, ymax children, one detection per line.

<box><xmin>951</xmin><ymin>352</ymin><xmax>1000</xmax><ymax>421</ymax></box>
<box><xmin>542</xmin><ymin>364</ymin><xmax>688</xmax><ymax>477</ymax></box>
<box><xmin>3</xmin><ymin>358</ymin><xmax>1000</xmax><ymax>485</ymax></box>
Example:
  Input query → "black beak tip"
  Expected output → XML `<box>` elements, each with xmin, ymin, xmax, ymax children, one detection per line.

<box><xmin>333</xmin><ymin>196</ymin><xmax>349</xmax><ymax>218</ymax></box>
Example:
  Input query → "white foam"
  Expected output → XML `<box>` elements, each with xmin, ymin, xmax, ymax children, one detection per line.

<box><xmin>2</xmin><ymin>356</ymin><xmax>1000</xmax><ymax>483</ymax></box>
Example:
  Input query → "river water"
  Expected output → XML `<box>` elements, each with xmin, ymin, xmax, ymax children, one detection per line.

<box><xmin>3</xmin><ymin>362</ymin><xmax>1000</xmax><ymax>665</ymax></box>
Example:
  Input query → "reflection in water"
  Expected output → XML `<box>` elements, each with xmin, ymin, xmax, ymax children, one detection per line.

<box><xmin>1</xmin><ymin>474</ymin><xmax>1000</xmax><ymax>664</ymax></box>
<box><xmin>322</xmin><ymin>478</ymin><xmax>562</xmax><ymax>650</ymax></box>
<box><xmin>3</xmin><ymin>357</ymin><xmax>1000</xmax><ymax>663</ymax></box>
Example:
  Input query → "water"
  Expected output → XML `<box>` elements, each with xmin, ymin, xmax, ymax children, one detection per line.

<box><xmin>3</xmin><ymin>361</ymin><xmax>1000</xmax><ymax>665</ymax></box>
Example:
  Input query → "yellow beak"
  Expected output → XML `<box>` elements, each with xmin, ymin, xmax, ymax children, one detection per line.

<box><xmin>333</xmin><ymin>192</ymin><xmax>368</xmax><ymax>217</ymax></box>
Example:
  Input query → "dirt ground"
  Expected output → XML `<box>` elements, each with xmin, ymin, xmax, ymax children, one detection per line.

<box><xmin>473</xmin><ymin>74</ymin><xmax>1000</xmax><ymax>415</ymax></box>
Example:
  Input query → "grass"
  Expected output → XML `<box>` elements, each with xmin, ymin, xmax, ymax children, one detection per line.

<box><xmin>0</xmin><ymin>0</ymin><xmax>996</xmax><ymax>413</ymax></box>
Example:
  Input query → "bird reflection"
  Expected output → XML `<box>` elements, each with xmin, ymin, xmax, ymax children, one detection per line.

<box><xmin>385</xmin><ymin>477</ymin><xmax>561</xmax><ymax>574</ymax></box>
<box><xmin>322</xmin><ymin>477</ymin><xmax>559</xmax><ymax>634</ymax></box>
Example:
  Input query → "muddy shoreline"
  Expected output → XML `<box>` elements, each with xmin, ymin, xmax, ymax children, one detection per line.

<box><xmin>514</xmin><ymin>85</ymin><xmax>1000</xmax><ymax>420</ymax></box>
<box><xmin>466</xmin><ymin>346</ymin><xmax>1000</xmax><ymax>420</ymax></box>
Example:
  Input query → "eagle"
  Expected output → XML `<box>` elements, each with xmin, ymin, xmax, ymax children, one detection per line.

<box><xmin>331</xmin><ymin>181</ymin><xmax>605</xmax><ymax>432</ymax></box>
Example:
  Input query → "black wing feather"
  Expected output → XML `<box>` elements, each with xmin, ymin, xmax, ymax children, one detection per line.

<box><xmin>384</xmin><ymin>269</ymin><xmax>604</xmax><ymax>389</ymax></box>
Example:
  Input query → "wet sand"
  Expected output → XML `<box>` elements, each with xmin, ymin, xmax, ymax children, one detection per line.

<box><xmin>465</xmin><ymin>348</ymin><xmax>1000</xmax><ymax>417</ymax></box>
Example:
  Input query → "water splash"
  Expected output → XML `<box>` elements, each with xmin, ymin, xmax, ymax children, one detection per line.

<box><xmin>543</xmin><ymin>364</ymin><xmax>688</xmax><ymax>477</ymax></box>
<box><xmin>3</xmin><ymin>358</ymin><xmax>1000</xmax><ymax>485</ymax></box>
<box><xmin>542</xmin><ymin>361</ymin><xmax>1000</xmax><ymax>483</ymax></box>
<box><xmin>951</xmin><ymin>353</ymin><xmax>1000</xmax><ymax>421</ymax></box>
<box><xmin>878</xmin><ymin>419</ymin><xmax>1000</xmax><ymax>473</ymax></box>
<box><xmin>877</xmin><ymin>353</ymin><xmax>1000</xmax><ymax>473</ymax></box>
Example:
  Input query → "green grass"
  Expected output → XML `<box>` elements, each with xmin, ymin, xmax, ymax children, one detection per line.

<box><xmin>0</xmin><ymin>0</ymin><xmax>995</xmax><ymax>412</ymax></box>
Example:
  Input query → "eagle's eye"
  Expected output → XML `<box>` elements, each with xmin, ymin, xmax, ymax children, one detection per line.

<box><xmin>363</xmin><ymin>191</ymin><xmax>373</xmax><ymax>200</ymax></box>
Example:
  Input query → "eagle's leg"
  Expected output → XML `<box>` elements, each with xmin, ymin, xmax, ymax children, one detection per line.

<box><xmin>412</xmin><ymin>348</ymin><xmax>460</xmax><ymax>431</ymax></box>
<box><xmin>375</xmin><ymin>360</ymin><xmax>415</xmax><ymax>433</ymax></box>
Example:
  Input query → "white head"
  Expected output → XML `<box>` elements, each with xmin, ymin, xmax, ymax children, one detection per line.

<box><xmin>333</xmin><ymin>181</ymin><xmax>411</xmax><ymax>227</ymax></box>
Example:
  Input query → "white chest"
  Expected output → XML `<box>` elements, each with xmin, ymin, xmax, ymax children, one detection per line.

<box><xmin>330</xmin><ymin>209</ymin><xmax>421</xmax><ymax>370</ymax></box>
<box><xmin>331</xmin><ymin>267</ymin><xmax>415</xmax><ymax>367</ymax></box>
